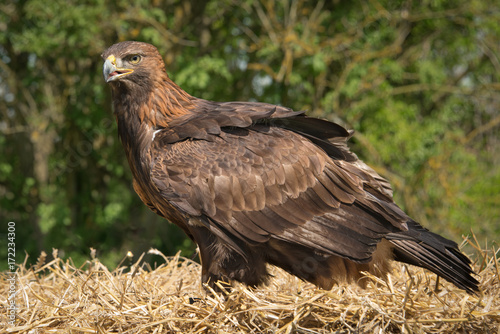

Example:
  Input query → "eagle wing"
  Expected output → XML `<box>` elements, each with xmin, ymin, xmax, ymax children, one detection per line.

<box><xmin>149</xmin><ymin>103</ymin><xmax>409</xmax><ymax>263</ymax></box>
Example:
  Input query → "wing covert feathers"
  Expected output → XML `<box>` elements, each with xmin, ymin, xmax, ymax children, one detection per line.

<box><xmin>146</xmin><ymin>102</ymin><xmax>478</xmax><ymax>293</ymax></box>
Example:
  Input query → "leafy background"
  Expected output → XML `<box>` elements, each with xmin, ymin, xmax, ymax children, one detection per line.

<box><xmin>1</xmin><ymin>0</ymin><xmax>499</xmax><ymax>269</ymax></box>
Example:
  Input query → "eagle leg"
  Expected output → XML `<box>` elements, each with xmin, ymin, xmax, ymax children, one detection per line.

<box><xmin>189</xmin><ymin>225</ymin><xmax>269</xmax><ymax>293</ymax></box>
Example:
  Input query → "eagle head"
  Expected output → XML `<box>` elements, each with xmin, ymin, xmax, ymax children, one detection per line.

<box><xmin>101</xmin><ymin>41</ymin><xmax>166</xmax><ymax>88</ymax></box>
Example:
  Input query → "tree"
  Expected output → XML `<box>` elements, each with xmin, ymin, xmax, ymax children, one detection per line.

<box><xmin>1</xmin><ymin>0</ymin><xmax>498</xmax><ymax>268</ymax></box>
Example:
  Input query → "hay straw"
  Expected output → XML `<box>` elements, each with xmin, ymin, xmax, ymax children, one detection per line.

<box><xmin>1</xmin><ymin>237</ymin><xmax>499</xmax><ymax>333</ymax></box>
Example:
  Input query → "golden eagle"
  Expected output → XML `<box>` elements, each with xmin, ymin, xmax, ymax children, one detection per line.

<box><xmin>102</xmin><ymin>41</ymin><xmax>478</xmax><ymax>293</ymax></box>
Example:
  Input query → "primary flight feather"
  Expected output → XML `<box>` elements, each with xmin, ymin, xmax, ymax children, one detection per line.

<box><xmin>102</xmin><ymin>41</ymin><xmax>478</xmax><ymax>293</ymax></box>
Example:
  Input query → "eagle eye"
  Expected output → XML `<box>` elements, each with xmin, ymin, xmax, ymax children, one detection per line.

<box><xmin>128</xmin><ymin>55</ymin><xmax>142</xmax><ymax>64</ymax></box>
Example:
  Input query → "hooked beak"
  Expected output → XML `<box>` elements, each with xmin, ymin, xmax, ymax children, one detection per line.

<box><xmin>103</xmin><ymin>55</ymin><xmax>134</xmax><ymax>83</ymax></box>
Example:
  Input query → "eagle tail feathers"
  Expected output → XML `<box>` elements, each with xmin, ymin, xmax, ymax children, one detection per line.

<box><xmin>386</xmin><ymin>221</ymin><xmax>479</xmax><ymax>294</ymax></box>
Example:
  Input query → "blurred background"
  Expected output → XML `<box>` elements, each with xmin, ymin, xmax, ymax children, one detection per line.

<box><xmin>1</xmin><ymin>0</ymin><xmax>499</xmax><ymax>269</ymax></box>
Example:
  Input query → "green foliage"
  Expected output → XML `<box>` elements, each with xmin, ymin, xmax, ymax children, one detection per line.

<box><xmin>175</xmin><ymin>56</ymin><xmax>232</xmax><ymax>95</ymax></box>
<box><xmin>1</xmin><ymin>0</ymin><xmax>499</xmax><ymax>269</ymax></box>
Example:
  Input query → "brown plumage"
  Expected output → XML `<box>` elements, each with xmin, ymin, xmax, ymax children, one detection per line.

<box><xmin>102</xmin><ymin>41</ymin><xmax>479</xmax><ymax>293</ymax></box>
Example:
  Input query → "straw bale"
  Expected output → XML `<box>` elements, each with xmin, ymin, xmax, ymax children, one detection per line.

<box><xmin>1</xmin><ymin>238</ymin><xmax>499</xmax><ymax>333</ymax></box>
